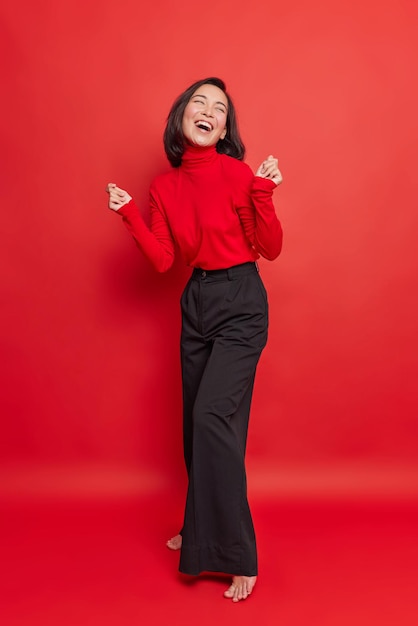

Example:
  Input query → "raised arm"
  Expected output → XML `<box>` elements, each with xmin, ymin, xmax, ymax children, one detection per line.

<box><xmin>236</xmin><ymin>156</ymin><xmax>283</xmax><ymax>260</ymax></box>
<box><xmin>106</xmin><ymin>183</ymin><xmax>175</xmax><ymax>273</ymax></box>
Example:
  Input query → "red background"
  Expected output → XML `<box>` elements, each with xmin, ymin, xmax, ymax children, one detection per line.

<box><xmin>1</xmin><ymin>0</ymin><xmax>417</xmax><ymax>489</ymax></box>
<box><xmin>1</xmin><ymin>1</ymin><xmax>418</xmax><ymax>624</ymax></box>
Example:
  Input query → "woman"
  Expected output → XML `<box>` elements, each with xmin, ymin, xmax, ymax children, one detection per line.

<box><xmin>106</xmin><ymin>77</ymin><xmax>283</xmax><ymax>603</ymax></box>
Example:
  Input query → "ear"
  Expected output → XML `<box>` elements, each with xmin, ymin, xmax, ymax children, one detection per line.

<box><xmin>220</xmin><ymin>128</ymin><xmax>227</xmax><ymax>140</ymax></box>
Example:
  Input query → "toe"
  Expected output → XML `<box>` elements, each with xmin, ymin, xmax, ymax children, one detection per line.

<box><xmin>228</xmin><ymin>576</ymin><xmax>256</xmax><ymax>602</ymax></box>
<box><xmin>166</xmin><ymin>534</ymin><xmax>182</xmax><ymax>550</ymax></box>
<box><xmin>224</xmin><ymin>584</ymin><xmax>235</xmax><ymax>599</ymax></box>
<box><xmin>233</xmin><ymin>585</ymin><xmax>241</xmax><ymax>602</ymax></box>
<box><xmin>239</xmin><ymin>585</ymin><xmax>248</xmax><ymax>601</ymax></box>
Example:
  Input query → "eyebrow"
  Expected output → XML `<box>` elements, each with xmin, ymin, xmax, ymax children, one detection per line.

<box><xmin>192</xmin><ymin>94</ymin><xmax>227</xmax><ymax>109</ymax></box>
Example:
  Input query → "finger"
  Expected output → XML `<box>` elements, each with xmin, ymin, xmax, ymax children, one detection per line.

<box><xmin>264</xmin><ymin>157</ymin><xmax>278</xmax><ymax>167</ymax></box>
<box><xmin>256</xmin><ymin>159</ymin><xmax>277</xmax><ymax>178</ymax></box>
<box><xmin>109</xmin><ymin>191</ymin><xmax>126</xmax><ymax>203</ymax></box>
<box><xmin>264</xmin><ymin>157</ymin><xmax>279</xmax><ymax>171</ymax></box>
<box><xmin>265</xmin><ymin>162</ymin><xmax>280</xmax><ymax>175</ymax></box>
<box><xmin>110</xmin><ymin>190</ymin><xmax>127</xmax><ymax>201</ymax></box>
<box><xmin>261</xmin><ymin>165</ymin><xmax>276</xmax><ymax>177</ymax></box>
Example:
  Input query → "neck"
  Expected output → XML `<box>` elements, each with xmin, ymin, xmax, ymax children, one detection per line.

<box><xmin>181</xmin><ymin>143</ymin><xmax>218</xmax><ymax>170</ymax></box>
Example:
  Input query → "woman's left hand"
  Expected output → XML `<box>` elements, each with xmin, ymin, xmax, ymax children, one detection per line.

<box><xmin>255</xmin><ymin>155</ymin><xmax>282</xmax><ymax>186</ymax></box>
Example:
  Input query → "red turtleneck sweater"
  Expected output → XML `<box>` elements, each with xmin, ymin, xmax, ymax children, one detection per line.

<box><xmin>118</xmin><ymin>145</ymin><xmax>283</xmax><ymax>272</ymax></box>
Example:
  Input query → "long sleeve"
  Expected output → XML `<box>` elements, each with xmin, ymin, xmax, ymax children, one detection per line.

<box><xmin>237</xmin><ymin>176</ymin><xmax>283</xmax><ymax>260</ymax></box>
<box><xmin>115</xmin><ymin>146</ymin><xmax>283</xmax><ymax>271</ymax></box>
<box><xmin>118</xmin><ymin>193</ymin><xmax>175</xmax><ymax>273</ymax></box>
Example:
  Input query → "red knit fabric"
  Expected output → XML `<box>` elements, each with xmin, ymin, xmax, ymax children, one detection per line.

<box><xmin>118</xmin><ymin>144</ymin><xmax>283</xmax><ymax>272</ymax></box>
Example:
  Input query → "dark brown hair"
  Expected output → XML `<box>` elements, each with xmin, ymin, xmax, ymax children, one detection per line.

<box><xmin>163</xmin><ymin>77</ymin><xmax>245</xmax><ymax>167</ymax></box>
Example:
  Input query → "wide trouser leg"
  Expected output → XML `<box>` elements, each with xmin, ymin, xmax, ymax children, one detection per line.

<box><xmin>181</xmin><ymin>329</ymin><xmax>211</xmax><ymax>477</ymax></box>
<box><xmin>179</xmin><ymin>266</ymin><xmax>268</xmax><ymax>576</ymax></box>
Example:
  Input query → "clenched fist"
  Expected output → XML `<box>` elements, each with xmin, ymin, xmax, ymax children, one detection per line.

<box><xmin>106</xmin><ymin>183</ymin><xmax>132</xmax><ymax>211</ymax></box>
<box><xmin>255</xmin><ymin>155</ymin><xmax>282</xmax><ymax>186</ymax></box>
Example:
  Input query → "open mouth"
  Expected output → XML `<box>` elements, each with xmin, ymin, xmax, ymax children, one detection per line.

<box><xmin>195</xmin><ymin>121</ymin><xmax>213</xmax><ymax>132</ymax></box>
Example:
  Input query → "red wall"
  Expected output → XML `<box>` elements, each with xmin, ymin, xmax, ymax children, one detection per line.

<box><xmin>1</xmin><ymin>0</ymin><xmax>417</xmax><ymax>487</ymax></box>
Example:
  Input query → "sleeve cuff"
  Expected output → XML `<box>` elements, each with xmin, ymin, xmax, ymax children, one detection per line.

<box><xmin>252</xmin><ymin>177</ymin><xmax>277</xmax><ymax>192</ymax></box>
<box><xmin>118</xmin><ymin>198</ymin><xmax>138</xmax><ymax>219</ymax></box>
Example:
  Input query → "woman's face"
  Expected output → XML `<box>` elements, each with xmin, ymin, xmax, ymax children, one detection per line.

<box><xmin>182</xmin><ymin>84</ymin><xmax>228</xmax><ymax>148</ymax></box>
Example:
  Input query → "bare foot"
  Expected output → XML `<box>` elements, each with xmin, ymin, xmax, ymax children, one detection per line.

<box><xmin>166</xmin><ymin>534</ymin><xmax>182</xmax><ymax>551</ymax></box>
<box><xmin>224</xmin><ymin>576</ymin><xmax>257</xmax><ymax>602</ymax></box>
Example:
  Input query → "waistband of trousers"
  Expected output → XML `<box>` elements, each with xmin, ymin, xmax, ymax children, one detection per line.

<box><xmin>191</xmin><ymin>261</ymin><xmax>258</xmax><ymax>281</ymax></box>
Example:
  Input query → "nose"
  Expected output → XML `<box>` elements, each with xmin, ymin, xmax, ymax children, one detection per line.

<box><xmin>202</xmin><ymin>105</ymin><xmax>215</xmax><ymax>118</ymax></box>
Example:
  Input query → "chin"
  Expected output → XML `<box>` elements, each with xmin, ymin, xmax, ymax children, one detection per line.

<box><xmin>193</xmin><ymin>138</ymin><xmax>211</xmax><ymax>147</ymax></box>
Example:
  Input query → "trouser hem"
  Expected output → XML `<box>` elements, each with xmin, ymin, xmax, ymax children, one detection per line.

<box><xmin>179</xmin><ymin>542</ymin><xmax>258</xmax><ymax>577</ymax></box>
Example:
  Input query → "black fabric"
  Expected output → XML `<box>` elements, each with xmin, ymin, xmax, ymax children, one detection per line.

<box><xmin>179</xmin><ymin>262</ymin><xmax>268</xmax><ymax>576</ymax></box>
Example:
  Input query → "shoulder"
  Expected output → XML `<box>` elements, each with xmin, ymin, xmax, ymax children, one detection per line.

<box><xmin>149</xmin><ymin>168</ymin><xmax>178</xmax><ymax>198</ymax></box>
<box><xmin>219</xmin><ymin>154</ymin><xmax>254</xmax><ymax>188</ymax></box>
<box><xmin>219</xmin><ymin>154</ymin><xmax>253</xmax><ymax>177</ymax></box>
<box><xmin>150</xmin><ymin>168</ymin><xmax>177</xmax><ymax>188</ymax></box>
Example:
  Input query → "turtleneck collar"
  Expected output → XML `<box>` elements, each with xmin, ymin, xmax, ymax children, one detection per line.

<box><xmin>181</xmin><ymin>143</ymin><xmax>219</xmax><ymax>171</ymax></box>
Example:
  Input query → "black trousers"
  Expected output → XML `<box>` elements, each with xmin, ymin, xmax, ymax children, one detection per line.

<box><xmin>179</xmin><ymin>262</ymin><xmax>268</xmax><ymax>576</ymax></box>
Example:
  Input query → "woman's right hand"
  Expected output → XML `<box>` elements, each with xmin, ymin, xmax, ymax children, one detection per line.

<box><xmin>106</xmin><ymin>183</ymin><xmax>132</xmax><ymax>211</ymax></box>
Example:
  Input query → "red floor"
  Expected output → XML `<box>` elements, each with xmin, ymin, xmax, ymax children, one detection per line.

<box><xmin>2</xmin><ymin>491</ymin><xmax>418</xmax><ymax>626</ymax></box>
